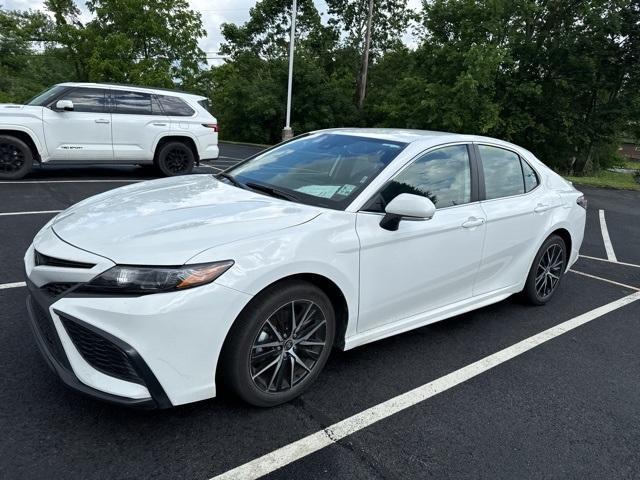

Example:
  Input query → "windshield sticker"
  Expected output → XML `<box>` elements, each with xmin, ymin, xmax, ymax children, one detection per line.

<box><xmin>336</xmin><ymin>184</ymin><xmax>357</xmax><ymax>196</ymax></box>
<box><xmin>295</xmin><ymin>185</ymin><xmax>341</xmax><ymax>198</ymax></box>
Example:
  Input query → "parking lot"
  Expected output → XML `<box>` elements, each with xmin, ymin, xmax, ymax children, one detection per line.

<box><xmin>1</xmin><ymin>143</ymin><xmax>639</xmax><ymax>480</ymax></box>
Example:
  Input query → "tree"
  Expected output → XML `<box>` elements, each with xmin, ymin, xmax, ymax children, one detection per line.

<box><xmin>83</xmin><ymin>0</ymin><xmax>206</xmax><ymax>87</ymax></box>
<box><xmin>325</xmin><ymin>0</ymin><xmax>417</xmax><ymax>107</ymax></box>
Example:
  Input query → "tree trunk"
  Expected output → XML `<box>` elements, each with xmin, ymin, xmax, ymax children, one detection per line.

<box><xmin>356</xmin><ymin>0</ymin><xmax>374</xmax><ymax>110</ymax></box>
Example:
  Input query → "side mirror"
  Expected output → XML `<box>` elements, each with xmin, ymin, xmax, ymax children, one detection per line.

<box><xmin>55</xmin><ymin>100</ymin><xmax>74</xmax><ymax>111</ymax></box>
<box><xmin>380</xmin><ymin>193</ymin><xmax>436</xmax><ymax>231</ymax></box>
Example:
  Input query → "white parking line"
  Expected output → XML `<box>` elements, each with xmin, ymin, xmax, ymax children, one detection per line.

<box><xmin>218</xmin><ymin>156</ymin><xmax>245</xmax><ymax>161</ymax></box>
<box><xmin>211</xmin><ymin>290</ymin><xmax>640</xmax><ymax>480</ymax></box>
<box><xmin>0</xmin><ymin>210</ymin><xmax>62</xmax><ymax>217</ymax></box>
<box><xmin>0</xmin><ymin>179</ymin><xmax>142</xmax><ymax>184</ymax></box>
<box><xmin>599</xmin><ymin>210</ymin><xmax>618</xmax><ymax>262</ymax></box>
<box><xmin>570</xmin><ymin>269</ymin><xmax>639</xmax><ymax>291</ymax></box>
<box><xmin>0</xmin><ymin>282</ymin><xmax>26</xmax><ymax>290</ymax></box>
<box><xmin>580</xmin><ymin>254</ymin><xmax>640</xmax><ymax>269</ymax></box>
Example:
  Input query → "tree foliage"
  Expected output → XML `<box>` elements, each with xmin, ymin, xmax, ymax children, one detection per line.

<box><xmin>1</xmin><ymin>0</ymin><xmax>638</xmax><ymax>173</ymax></box>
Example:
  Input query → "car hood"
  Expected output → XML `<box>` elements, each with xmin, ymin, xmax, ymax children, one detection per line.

<box><xmin>52</xmin><ymin>175</ymin><xmax>322</xmax><ymax>265</ymax></box>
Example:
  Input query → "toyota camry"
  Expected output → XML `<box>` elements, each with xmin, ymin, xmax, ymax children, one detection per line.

<box><xmin>24</xmin><ymin>129</ymin><xmax>586</xmax><ymax>408</ymax></box>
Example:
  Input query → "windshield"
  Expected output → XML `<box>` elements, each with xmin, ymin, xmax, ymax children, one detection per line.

<box><xmin>227</xmin><ymin>133</ymin><xmax>406</xmax><ymax>209</ymax></box>
<box><xmin>26</xmin><ymin>85</ymin><xmax>67</xmax><ymax>106</ymax></box>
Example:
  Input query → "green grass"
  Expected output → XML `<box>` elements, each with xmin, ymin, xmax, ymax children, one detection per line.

<box><xmin>611</xmin><ymin>159</ymin><xmax>640</xmax><ymax>170</ymax></box>
<box><xmin>565</xmin><ymin>169</ymin><xmax>640</xmax><ymax>191</ymax></box>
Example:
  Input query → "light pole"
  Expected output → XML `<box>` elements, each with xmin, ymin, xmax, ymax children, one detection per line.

<box><xmin>282</xmin><ymin>0</ymin><xmax>297</xmax><ymax>141</ymax></box>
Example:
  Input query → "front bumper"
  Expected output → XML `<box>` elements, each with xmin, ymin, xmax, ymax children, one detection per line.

<box><xmin>24</xmin><ymin>227</ymin><xmax>252</xmax><ymax>407</ymax></box>
<box><xmin>26</xmin><ymin>287</ymin><xmax>169</xmax><ymax>408</ymax></box>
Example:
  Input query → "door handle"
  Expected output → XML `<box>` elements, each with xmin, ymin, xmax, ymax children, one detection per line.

<box><xmin>462</xmin><ymin>217</ymin><xmax>485</xmax><ymax>229</ymax></box>
<box><xmin>94</xmin><ymin>119</ymin><xmax>110</xmax><ymax>124</ymax></box>
<box><xmin>152</xmin><ymin>122</ymin><xmax>168</xmax><ymax>127</ymax></box>
<box><xmin>534</xmin><ymin>203</ymin><xmax>552</xmax><ymax>213</ymax></box>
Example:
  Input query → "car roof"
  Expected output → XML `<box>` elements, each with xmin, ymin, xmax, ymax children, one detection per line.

<box><xmin>316</xmin><ymin>128</ymin><xmax>535</xmax><ymax>156</ymax></box>
<box><xmin>56</xmin><ymin>82</ymin><xmax>206</xmax><ymax>100</ymax></box>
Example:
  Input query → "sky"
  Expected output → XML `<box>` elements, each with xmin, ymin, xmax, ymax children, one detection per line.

<box><xmin>4</xmin><ymin>0</ymin><xmax>421</xmax><ymax>60</ymax></box>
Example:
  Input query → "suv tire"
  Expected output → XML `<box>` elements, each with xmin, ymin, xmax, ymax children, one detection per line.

<box><xmin>0</xmin><ymin>135</ymin><xmax>33</xmax><ymax>180</ymax></box>
<box><xmin>155</xmin><ymin>141</ymin><xmax>195</xmax><ymax>176</ymax></box>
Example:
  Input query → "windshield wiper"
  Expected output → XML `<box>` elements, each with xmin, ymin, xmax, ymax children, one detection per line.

<box><xmin>215</xmin><ymin>172</ymin><xmax>245</xmax><ymax>189</ymax></box>
<box><xmin>245</xmin><ymin>182</ymin><xmax>301</xmax><ymax>202</ymax></box>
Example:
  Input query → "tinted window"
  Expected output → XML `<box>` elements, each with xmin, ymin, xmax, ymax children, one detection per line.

<box><xmin>158</xmin><ymin>95</ymin><xmax>195</xmax><ymax>116</ymax></box>
<box><xmin>229</xmin><ymin>133</ymin><xmax>406</xmax><ymax>209</ymax></box>
<box><xmin>521</xmin><ymin>159</ymin><xmax>539</xmax><ymax>192</ymax></box>
<box><xmin>197</xmin><ymin>99</ymin><xmax>211</xmax><ymax>113</ymax></box>
<box><xmin>26</xmin><ymin>85</ymin><xmax>67</xmax><ymax>106</ymax></box>
<box><xmin>368</xmin><ymin>145</ymin><xmax>472</xmax><ymax>211</ymax></box>
<box><xmin>58</xmin><ymin>88</ymin><xmax>108</xmax><ymax>113</ymax></box>
<box><xmin>113</xmin><ymin>91</ymin><xmax>163</xmax><ymax>115</ymax></box>
<box><xmin>479</xmin><ymin>145</ymin><xmax>525</xmax><ymax>199</ymax></box>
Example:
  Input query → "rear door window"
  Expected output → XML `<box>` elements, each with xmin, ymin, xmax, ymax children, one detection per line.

<box><xmin>479</xmin><ymin>145</ymin><xmax>525</xmax><ymax>200</ymax></box>
<box><xmin>112</xmin><ymin>91</ymin><xmax>163</xmax><ymax>115</ymax></box>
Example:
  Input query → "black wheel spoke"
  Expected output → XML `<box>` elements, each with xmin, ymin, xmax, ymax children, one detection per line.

<box><xmin>0</xmin><ymin>142</ymin><xmax>25</xmax><ymax>173</ymax></box>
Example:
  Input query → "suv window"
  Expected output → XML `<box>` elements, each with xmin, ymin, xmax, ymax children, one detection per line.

<box><xmin>479</xmin><ymin>145</ymin><xmax>526</xmax><ymax>199</ymax></box>
<box><xmin>57</xmin><ymin>88</ymin><xmax>109</xmax><ymax>113</ymax></box>
<box><xmin>158</xmin><ymin>95</ymin><xmax>195</xmax><ymax>116</ymax></box>
<box><xmin>366</xmin><ymin>145</ymin><xmax>472</xmax><ymax>211</ymax></box>
<box><xmin>112</xmin><ymin>91</ymin><xmax>163</xmax><ymax>115</ymax></box>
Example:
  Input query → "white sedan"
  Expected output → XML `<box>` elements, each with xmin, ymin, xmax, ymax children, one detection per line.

<box><xmin>24</xmin><ymin>129</ymin><xmax>586</xmax><ymax>407</ymax></box>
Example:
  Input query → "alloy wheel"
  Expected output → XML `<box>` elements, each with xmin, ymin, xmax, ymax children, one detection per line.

<box><xmin>165</xmin><ymin>147</ymin><xmax>190</xmax><ymax>174</ymax></box>
<box><xmin>0</xmin><ymin>142</ymin><xmax>25</xmax><ymax>173</ymax></box>
<box><xmin>535</xmin><ymin>243</ymin><xmax>564</xmax><ymax>299</ymax></box>
<box><xmin>250</xmin><ymin>300</ymin><xmax>327</xmax><ymax>394</ymax></box>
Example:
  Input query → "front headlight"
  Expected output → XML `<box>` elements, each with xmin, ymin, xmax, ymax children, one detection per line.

<box><xmin>77</xmin><ymin>260</ymin><xmax>234</xmax><ymax>294</ymax></box>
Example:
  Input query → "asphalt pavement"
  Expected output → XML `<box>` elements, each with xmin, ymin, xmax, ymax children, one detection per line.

<box><xmin>1</xmin><ymin>146</ymin><xmax>639</xmax><ymax>480</ymax></box>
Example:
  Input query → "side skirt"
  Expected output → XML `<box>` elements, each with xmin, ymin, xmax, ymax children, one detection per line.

<box><xmin>344</xmin><ymin>286</ymin><xmax>519</xmax><ymax>351</ymax></box>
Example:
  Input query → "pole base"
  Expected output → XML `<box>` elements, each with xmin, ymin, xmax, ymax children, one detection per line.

<box><xmin>282</xmin><ymin>127</ymin><xmax>294</xmax><ymax>141</ymax></box>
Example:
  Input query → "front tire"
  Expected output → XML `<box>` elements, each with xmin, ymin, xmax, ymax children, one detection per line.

<box><xmin>220</xmin><ymin>280</ymin><xmax>335</xmax><ymax>407</ymax></box>
<box><xmin>522</xmin><ymin>234</ymin><xmax>567</xmax><ymax>305</ymax></box>
<box><xmin>155</xmin><ymin>141</ymin><xmax>195</xmax><ymax>176</ymax></box>
<box><xmin>0</xmin><ymin>135</ymin><xmax>32</xmax><ymax>180</ymax></box>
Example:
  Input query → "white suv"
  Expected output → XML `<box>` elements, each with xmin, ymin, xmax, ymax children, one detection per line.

<box><xmin>0</xmin><ymin>82</ymin><xmax>219</xmax><ymax>179</ymax></box>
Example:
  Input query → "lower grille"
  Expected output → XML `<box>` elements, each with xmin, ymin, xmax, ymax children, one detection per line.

<box><xmin>30</xmin><ymin>299</ymin><xmax>70</xmax><ymax>368</ymax></box>
<box><xmin>61</xmin><ymin>317</ymin><xmax>143</xmax><ymax>385</ymax></box>
<box><xmin>41</xmin><ymin>282</ymin><xmax>77</xmax><ymax>298</ymax></box>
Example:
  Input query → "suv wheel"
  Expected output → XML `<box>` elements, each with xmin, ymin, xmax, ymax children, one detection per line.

<box><xmin>220</xmin><ymin>280</ymin><xmax>336</xmax><ymax>407</ymax></box>
<box><xmin>155</xmin><ymin>141</ymin><xmax>195</xmax><ymax>176</ymax></box>
<box><xmin>0</xmin><ymin>135</ymin><xmax>32</xmax><ymax>180</ymax></box>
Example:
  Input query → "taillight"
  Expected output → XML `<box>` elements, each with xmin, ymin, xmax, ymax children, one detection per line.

<box><xmin>202</xmin><ymin>123</ymin><xmax>218</xmax><ymax>132</ymax></box>
<box><xmin>576</xmin><ymin>195</ymin><xmax>587</xmax><ymax>210</ymax></box>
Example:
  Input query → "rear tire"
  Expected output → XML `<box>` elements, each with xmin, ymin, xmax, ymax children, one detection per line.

<box><xmin>155</xmin><ymin>141</ymin><xmax>195</xmax><ymax>176</ymax></box>
<box><xmin>220</xmin><ymin>280</ymin><xmax>335</xmax><ymax>407</ymax></box>
<box><xmin>522</xmin><ymin>234</ymin><xmax>567</xmax><ymax>305</ymax></box>
<box><xmin>0</xmin><ymin>135</ymin><xmax>32</xmax><ymax>180</ymax></box>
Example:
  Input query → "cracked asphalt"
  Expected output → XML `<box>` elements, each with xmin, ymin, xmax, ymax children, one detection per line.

<box><xmin>1</xmin><ymin>144</ymin><xmax>639</xmax><ymax>479</ymax></box>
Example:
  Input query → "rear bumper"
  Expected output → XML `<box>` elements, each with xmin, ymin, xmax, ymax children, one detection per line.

<box><xmin>26</xmin><ymin>290</ymin><xmax>170</xmax><ymax>408</ymax></box>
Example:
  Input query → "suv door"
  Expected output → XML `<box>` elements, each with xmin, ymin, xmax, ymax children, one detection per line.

<box><xmin>474</xmin><ymin>144</ymin><xmax>561</xmax><ymax>295</ymax></box>
<box><xmin>110</xmin><ymin>90</ymin><xmax>169</xmax><ymax>161</ymax></box>
<box><xmin>355</xmin><ymin>144</ymin><xmax>487</xmax><ymax>332</ymax></box>
<box><xmin>42</xmin><ymin>87</ymin><xmax>113</xmax><ymax>161</ymax></box>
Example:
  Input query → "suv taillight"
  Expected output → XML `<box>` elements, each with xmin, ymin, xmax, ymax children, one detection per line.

<box><xmin>577</xmin><ymin>195</ymin><xmax>587</xmax><ymax>210</ymax></box>
<box><xmin>202</xmin><ymin>123</ymin><xmax>218</xmax><ymax>133</ymax></box>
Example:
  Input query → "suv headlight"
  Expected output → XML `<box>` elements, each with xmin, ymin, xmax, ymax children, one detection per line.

<box><xmin>78</xmin><ymin>261</ymin><xmax>234</xmax><ymax>294</ymax></box>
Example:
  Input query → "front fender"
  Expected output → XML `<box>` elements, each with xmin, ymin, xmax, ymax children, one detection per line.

<box><xmin>187</xmin><ymin>212</ymin><xmax>361</xmax><ymax>339</ymax></box>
